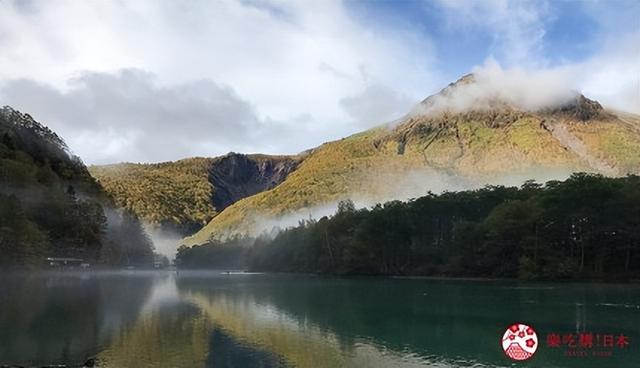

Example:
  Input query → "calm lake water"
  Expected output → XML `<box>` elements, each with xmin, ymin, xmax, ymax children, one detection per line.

<box><xmin>0</xmin><ymin>271</ymin><xmax>638</xmax><ymax>368</ymax></box>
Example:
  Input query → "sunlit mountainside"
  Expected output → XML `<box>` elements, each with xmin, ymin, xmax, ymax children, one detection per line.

<box><xmin>87</xmin><ymin>73</ymin><xmax>640</xmax><ymax>247</ymax></box>
<box><xmin>179</xmin><ymin>73</ymin><xmax>640</xmax><ymax>245</ymax></box>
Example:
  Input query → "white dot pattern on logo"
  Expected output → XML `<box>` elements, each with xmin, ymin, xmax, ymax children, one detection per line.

<box><xmin>502</xmin><ymin>323</ymin><xmax>538</xmax><ymax>361</ymax></box>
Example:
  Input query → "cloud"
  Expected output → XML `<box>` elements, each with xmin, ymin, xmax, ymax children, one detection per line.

<box><xmin>0</xmin><ymin>0</ymin><xmax>438</xmax><ymax>164</ymax></box>
<box><xmin>0</xmin><ymin>0</ymin><xmax>637</xmax><ymax>165</ymax></box>
<box><xmin>340</xmin><ymin>84</ymin><xmax>416</xmax><ymax>127</ymax></box>
<box><xmin>578</xmin><ymin>32</ymin><xmax>640</xmax><ymax>114</ymax></box>
<box><xmin>0</xmin><ymin>70</ymin><xmax>277</xmax><ymax>164</ymax></box>
<box><xmin>430</xmin><ymin>0</ymin><xmax>639</xmax><ymax>113</ymax></box>
<box><xmin>414</xmin><ymin>38</ymin><xmax>640</xmax><ymax>116</ymax></box>
<box><xmin>434</xmin><ymin>0</ymin><xmax>550</xmax><ymax>66</ymax></box>
<box><xmin>414</xmin><ymin>59</ymin><xmax>577</xmax><ymax>114</ymax></box>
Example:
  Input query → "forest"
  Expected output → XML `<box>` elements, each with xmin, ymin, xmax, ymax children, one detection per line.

<box><xmin>177</xmin><ymin>173</ymin><xmax>640</xmax><ymax>280</ymax></box>
<box><xmin>89</xmin><ymin>158</ymin><xmax>218</xmax><ymax>236</ymax></box>
<box><xmin>0</xmin><ymin>107</ymin><xmax>155</xmax><ymax>268</ymax></box>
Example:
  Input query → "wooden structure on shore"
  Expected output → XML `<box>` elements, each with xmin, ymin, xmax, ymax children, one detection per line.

<box><xmin>45</xmin><ymin>257</ymin><xmax>90</xmax><ymax>268</ymax></box>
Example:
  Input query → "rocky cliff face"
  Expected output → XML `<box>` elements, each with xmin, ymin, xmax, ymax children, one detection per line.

<box><xmin>209</xmin><ymin>153</ymin><xmax>302</xmax><ymax>212</ymax></box>
<box><xmin>546</xmin><ymin>94</ymin><xmax>606</xmax><ymax>121</ymax></box>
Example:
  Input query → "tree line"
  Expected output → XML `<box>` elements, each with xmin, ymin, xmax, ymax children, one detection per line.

<box><xmin>177</xmin><ymin>173</ymin><xmax>640</xmax><ymax>280</ymax></box>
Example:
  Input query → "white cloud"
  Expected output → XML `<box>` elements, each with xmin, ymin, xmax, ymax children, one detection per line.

<box><xmin>340</xmin><ymin>84</ymin><xmax>415</xmax><ymax>127</ymax></box>
<box><xmin>0</xmin><ymin>70</ymin><xmax>269</xmax><ymax>163</ymax></box>
<box><xmin>414</xmin><ymin>58</ymin><xmax>577</xmax><ymax>114</ymax></box>
<box><xmin>434</xmin><ymin>0</ymin><xmax>550</xmax><ymax>67</ymax></box>
<box><xmin>414</xmin><ymin>42</ymin><xmax>640</xmax><ymax>116</ymax></box>
<box><xmin>431</xmin><ymin>0</ymin><xmax>640</xmax><ymax>114</ymax></box>
<box><xmin>0</xmin><ymin>0</ymin><xmax>437</xmax><ymax>163</ymax></box>
<box><xmin>0</xmin><ymin>0</ymin><xmax>637</xmax><ymax>165</ymax></box>
<box><xmin>578</xmin><ymin>32</ymin><xmax>640</xmax><ymax>114</ymax></box>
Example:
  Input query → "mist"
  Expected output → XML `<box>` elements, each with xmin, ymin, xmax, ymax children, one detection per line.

<box><xmin>144</xmin><ymin>225</ymin><xmax>183</xmax><ymax>261</ymax></box>
<box><xmin>241</xmin><ymin>166</ymin><xmax>578</xmax><ymax>239</ymax></box>
<box><xmin>414</xmin><ymin>59</ymin><xmax>578</xmax><ymax>115</ymax></box>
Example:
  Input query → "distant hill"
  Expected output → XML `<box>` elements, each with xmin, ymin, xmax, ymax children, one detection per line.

<box><xmin>0</xmin><ymin>106</ymin><xmax>154</xmax><ymax>267</ymax></box>
<box><xmin>183</xmin><ymin>74</ymin><xmax>640</xmax><ymax>245</ymax></box>
<box><xmin>89</xmin><ymin>153</ymin><xmax>302</xmax><ymax>235</ymax></box>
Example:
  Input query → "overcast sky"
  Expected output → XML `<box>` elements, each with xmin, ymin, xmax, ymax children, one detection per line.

<box><xmin>0</xmin><ymin>0</ymin><xmax>638</xmax><ymax>164</ymax></box>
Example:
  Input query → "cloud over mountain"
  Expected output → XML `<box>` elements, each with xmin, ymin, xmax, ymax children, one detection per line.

<box><xmin>0</xmin><ymin>0</ymin><xmax>637</xmax><ymax>163</ymax></box>
<box><xmin>415</xmin><ymin>60</ymin><xmax>577</xmax><ymax>115</ymax></box>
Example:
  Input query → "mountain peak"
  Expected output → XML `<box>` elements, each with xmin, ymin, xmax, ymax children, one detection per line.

<box><xmin>448</xmin><ymin>73</ymin><xmax>477</xmax><ymax>87</ymax></box>
<box><xmin>414</xmin><ymin>73</ymin><xmax>604</xmax><ymax>122</ymax></box>
<box><xmin>419</xmin><ymin>73</ymin><xmax>476</xmax><ymax>108</ymax></box>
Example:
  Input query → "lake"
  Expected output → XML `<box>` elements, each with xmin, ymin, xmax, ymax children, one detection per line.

<box><xmin>0</xmin><ymin>271</ymin><xmax>638</xmax><ymax>367</ymax></box>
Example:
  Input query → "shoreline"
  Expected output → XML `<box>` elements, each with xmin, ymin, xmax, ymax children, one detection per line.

<box><xmin>2</xmin><ymin>268</ymin><xmax>639</xmax><ymax>284</ymax></box>
<box><xmin>253</xmin><ymin>271</ymin><xmax>640</xmax><ymax>284</ymax></box>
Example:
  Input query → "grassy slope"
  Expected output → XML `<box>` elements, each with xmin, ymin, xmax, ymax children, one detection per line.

<box><xmin>185</xmin><ymin>112</ymin><xmax>640</xmax><ymax>245</ymax></box>
<box><xmin>567</xmin><ymin>113</ymin><xmax>640</xmax><ymax>174</ymax></box>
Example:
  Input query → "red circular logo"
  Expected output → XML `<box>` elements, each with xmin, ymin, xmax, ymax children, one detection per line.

<box><xmin>502</xmin><ymin>323</ymin><xmax>538</xmax><ymax>361</ymax></box>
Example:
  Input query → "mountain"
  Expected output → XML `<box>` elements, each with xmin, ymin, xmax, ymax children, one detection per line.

<box><xmin>0</xmin><ymin>106</ymin><xmax>154</xmax><ymax>267</ymax></box>
<box><xmin>89</xmin><ymin>153</ymin><xmax>302</xmax><ymax>235</ymax></box>
<box><xmin>183</xmin><ymin>74</ymin><xmax>640</xmax><ymax>246</ymax></box>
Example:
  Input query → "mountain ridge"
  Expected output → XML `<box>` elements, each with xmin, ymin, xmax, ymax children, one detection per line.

<box><xmin>182</xmin><ymin>76</ymin><xmax>640</xmax><ymax>245</ymax></box>
<box><xmin>89</xmin><ymin>152</ymin><xmax>303</xmax><ymax>235</ymax></box>
<box><xmin>81</xmin><ymin>74</ymin><xmax>640</xmax><ymax>247</ymax></box>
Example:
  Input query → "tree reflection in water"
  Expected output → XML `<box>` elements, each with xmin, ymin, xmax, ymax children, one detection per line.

<box><xmin>1</xmin><ymin>272</ymin><xmax>638</xmax><ymax>368</ymax></box>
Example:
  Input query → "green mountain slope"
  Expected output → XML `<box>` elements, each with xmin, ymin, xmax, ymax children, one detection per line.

<box><xmin>89</xmin><ymin>153</ymin><xmax>302</xmax><ymax>235</ymax></box>
<box><xmin>0</xmin><ymin>106</ymin><xmax>154</xmax><ymax>267</ymax></box>
<box><xmin>184</xmin><ymin>77</ymin><xmax>640</xmax><ymax>246</ymax></box>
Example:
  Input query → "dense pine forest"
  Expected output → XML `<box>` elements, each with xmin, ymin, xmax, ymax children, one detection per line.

<box><xmin>177</xmin><ymin>174</ymin><xmax>640</xmax><ymax>280</ymax></box>
<box><xmin>0</xmin><ymin>107</ymin><xmax>155</xmax><ymax>268</ymax></box>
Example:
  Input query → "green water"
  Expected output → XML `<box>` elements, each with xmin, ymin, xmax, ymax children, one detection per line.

<box><xmin>0</xmin><ymin>271</ymin><xmax>638</xmax><ymax>367</ymax></box>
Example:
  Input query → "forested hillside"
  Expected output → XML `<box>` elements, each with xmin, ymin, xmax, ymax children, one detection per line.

<box><xmin>90</xmin><ymin>158</ymin><xmax>217</xmax><ymax>235</ymax></box>
<box><xmin>0</xmin><ymin>107</ymin><xmax>154</xmax><ymax>268</ymax></box>
<box><xmin>177</xmin><ymin>174</ymin><xmax>640</xmax><ymax>280</ymax></box>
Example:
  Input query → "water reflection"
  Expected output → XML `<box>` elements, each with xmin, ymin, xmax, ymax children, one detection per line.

<box><xmin>208</xmin><ymin>327</ymin><xmax>288</xmax><ymax>368</ymax></box>
<box><xmin>0</xmin><ymin>272</ymin><xmax>638</xmax><ymax>368</ymax></box>
<box><xmin>0</xmin><ymin>272</ymin><xmax>153</xmax><ymax>366</ymax></box>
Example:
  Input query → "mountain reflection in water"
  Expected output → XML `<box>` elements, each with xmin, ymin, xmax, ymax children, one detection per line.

<box><xmin>0</xmin><ymin>271</ymin><xmax>638</xmax><ymax>368</ymax></box>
